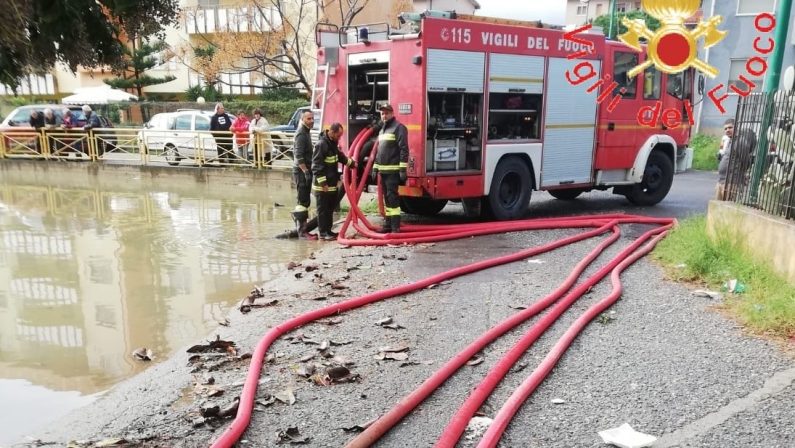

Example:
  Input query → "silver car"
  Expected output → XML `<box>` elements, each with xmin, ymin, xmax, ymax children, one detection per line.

<box><xmin>139</xmin><ymin>110</ymin><xmax>219</xmax><ymax>165</ymax></box>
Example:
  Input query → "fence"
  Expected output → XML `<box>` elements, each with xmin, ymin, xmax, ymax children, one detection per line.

<box><xmin>723</xmin><ymin>90</ymin><xmax>795</xmax><ymax>220</ymax></box>
<box><xmin>0</xmin><ymin>127</ymin><xmax>318</xmax><ymax>170</ymax></box>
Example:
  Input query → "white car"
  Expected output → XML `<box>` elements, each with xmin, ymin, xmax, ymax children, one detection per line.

<box><xmin>139</xmin><ymin>110</ymin><xmax>219</xmax><ymax>165</ymax></box>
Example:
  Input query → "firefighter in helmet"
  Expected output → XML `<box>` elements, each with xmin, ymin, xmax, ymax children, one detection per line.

<box><xmin>373</xmin><ymin>104</ymin><xmax>409</xmax><ymax>233</ymax></box>
<box><xmin>291</xmin><ymin>111</ymin><xmax>315</xmax><ymax>238</ymax></box>
<box><xmin>312</xmin><ymin>122</ymin><xmax>355</xmax><ymax>240</ymax></box>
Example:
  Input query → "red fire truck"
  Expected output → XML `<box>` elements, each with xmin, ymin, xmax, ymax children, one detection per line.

<box><xmin>314</xmin><ymin>11</ymin><xmax>695</xmax><ymax>220</ymax></box>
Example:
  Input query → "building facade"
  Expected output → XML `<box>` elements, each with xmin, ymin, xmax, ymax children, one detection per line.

<box><xmin>697</xmin><ymin>0</ymin><xmax>795</xmax><ymax>134</ymax></box>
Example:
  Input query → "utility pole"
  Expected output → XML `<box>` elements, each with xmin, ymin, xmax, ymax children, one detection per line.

<box><xmin>749</xmin><ymin>0</ymin><xmax>794</xmax><ymax>202</ymax></box>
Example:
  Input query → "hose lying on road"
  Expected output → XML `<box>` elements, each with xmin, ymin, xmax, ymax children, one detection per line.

<box><xmin>210</xmin><ymin>127</ymin><xmax>676</xmax><ymax>448</ymax></box>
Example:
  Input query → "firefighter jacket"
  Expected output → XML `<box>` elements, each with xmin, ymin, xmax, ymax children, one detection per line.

<box><xmin>312</xmin><ymin>131</ymin><xmax>353</xmax><ymax>192</ymax></box>
<box><xmin>375</xmin><ymin>118</ymin><xmax>409</xmax><ymax>172</ymax></box>
<box><xmin>293</xmin><ymin>123</ymin><xmax>313</xmax><ymax>171</ymax></box>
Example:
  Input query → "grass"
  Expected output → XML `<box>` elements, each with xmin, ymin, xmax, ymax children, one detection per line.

<box><xmin>690</xmin><ymin>133</ymin><xmax>720</xmax><ymax>171</ymax></box>
<box><xmin>339</xmin><ymin>198</ymin><xmax>380</xmax><ymax>215</ymax></box>
<box><xmin>653</xmin><ymin>216</ymin><xmax>795</xmax><ymax>338</ymax></box>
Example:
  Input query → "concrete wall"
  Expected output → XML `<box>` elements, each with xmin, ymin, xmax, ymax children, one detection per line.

<box><xmin>707</xmin><ymin>200</ymin><xmax>795</xmax><ymax>284</ymax></box>
<box><xmin>698</xmin><ymin>0</ymin><xmax>795</xmax><ymax>135</ymax></box>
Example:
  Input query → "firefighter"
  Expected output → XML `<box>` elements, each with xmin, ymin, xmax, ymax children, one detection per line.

<box><xmin>312</xmin><ymin>122</ymin><xmax>355</xmax><ymax>240</ymax></box>
<box><xmin>291</xmin><ymin>111</ymin><xmax>315</xmax><ymax>238</ymax></box>
<box><xmin>373</xmin><ymin>104</ymin><xmax>408</xmax><ymax>233</ymax></box>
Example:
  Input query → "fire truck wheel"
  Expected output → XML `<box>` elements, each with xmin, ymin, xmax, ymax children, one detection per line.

<box><xmin>548</xmin><ymin>188</ymin><xmax>585</xmax><ymax>200</ymax></box>
<box><xmin>400</xmin><ymin>197</ymin><xmax>448</xmax><ymax>216</ymax></box>
<box><xmin>487</xmin><ymin>156</ymin><xmax>532</xmax><ymax>220</ymax></box>
<box><xmin>626</xmin><ymin>150</ymin><xmax>674</xmax><ymax>206</ymax></box>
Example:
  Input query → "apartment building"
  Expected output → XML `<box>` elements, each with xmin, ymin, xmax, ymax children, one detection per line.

<box><xmin>0</xmin><ymin>0</ymin><xmax>479</xmax><ymax>100</ymax></box>
<box><xmin>698</xmin><ymin>0</ymin><xmax>795</xmax><ymax>133</ymax></box>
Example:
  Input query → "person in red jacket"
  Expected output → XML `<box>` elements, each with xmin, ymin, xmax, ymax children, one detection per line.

<box><xmin>231</xmin><ymin>110</ymin><xmax>251</xmax><ymax>161</ymax></box>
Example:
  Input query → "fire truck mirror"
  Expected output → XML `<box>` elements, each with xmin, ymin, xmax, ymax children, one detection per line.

<box><xmin>698</xmin><ymin>75</ymin><xmax>705</xmax><ymax>95</ymax></box>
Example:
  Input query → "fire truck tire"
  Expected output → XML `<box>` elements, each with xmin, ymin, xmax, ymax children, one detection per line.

<box><xmin>625</xmin><ymin>150</ymin><xmax>674</xmax><ymax>206</ymax></box>
<box><xmin>548</xmin><ymin>188</ymin><xmax>585</xmax><ymax>200</ymax></box>
<box><xmin>487</xmin><ymin>156</ymin><xmax>532</xmax><ymax>220</ymax></box>
<box><xmin>400</xmin><ymin>197</ymin><xmax>448</xmax><ymax>216</ymax></box>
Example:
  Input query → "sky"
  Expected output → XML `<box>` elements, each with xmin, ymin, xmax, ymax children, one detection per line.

<box><xmin>476</xmin><ymin>0</ymin><xmax>567</xmax><ymax>24</ymax></box>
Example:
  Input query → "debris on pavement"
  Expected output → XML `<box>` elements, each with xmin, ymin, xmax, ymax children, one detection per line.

<box><xmin>218</xmin><ymin>397</ymin><xmax>240</xmax><ymax>418</ymax></box>
<box><xmin>597</xmin><ymin>423</ymin><xmax>657</xmax><ymax>448</ymax></box>
<box><xmin>693</xmin><ymin>289</ymin><xmax>723</xmax><ymax>300</ymax></box>
<box><xmin>527</xmin><ymin>259</ymin><xmax>545</xmax><ymax>264</ymax></box>
<box><xmin>341</xmin><ymin>417</ymin><xmax>378</xmax><ymax>433</ymax></box>
<box><xmin>723</xmin><ymin>279</ymin><xmax>747</xmax><ymax>294</ymax></box>
<box><xmin>131</xmin><ymin>347</ymin><xmax>154</xmax><ymax>362</ymax></box>
<box><xmin>464</xmin><ymin>416</ymin><xmax>494</xmax><ymax>440</ymax></box>
<box><xmin>186</xmin><ymin>336</ymin><xmax>237</xmax><ymax>356</ymax></box>
<box><xmin>275</xmin><ymin>388</ymin><xmax>296</xmax><ymax>405</ymax></box>
<box><xmin>467</xmin><ymin>355</ymin><xmax>484</xmax><ymax>366</ymax></box>
<box><xmin>277</xmin><ymin>427</ymin><xmax>310</xmax><ymax>444</ymax></box>
<box><xmin>551</xmin><ymin>398</ymin><xmax>566</xmax><ymax>404</ymax></box>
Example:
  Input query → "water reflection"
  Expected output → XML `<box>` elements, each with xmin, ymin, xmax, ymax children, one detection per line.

<box><xmin>0</xmin><ymin>177</ymin><xmax>311</xmax><ymax>444</ymax></box>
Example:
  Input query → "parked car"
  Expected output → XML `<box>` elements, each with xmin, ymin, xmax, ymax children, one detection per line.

<box><xmin>268</xmin><ymin>106</ymin><xmax>319</xmax><ymax>158</ymax></box>
<box><xmin>1</xmin><ymin>104</ymin><xmax>115</xmax><ymax>155</ymax></box>
<box><xmin>139</xmin><ymin>110</ymin><xmax>217</xmax><ymax>165</ymax></box>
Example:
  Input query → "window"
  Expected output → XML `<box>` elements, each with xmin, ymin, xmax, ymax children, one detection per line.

<box><xmin>596</xmin><ymin>4</ymin><xmax>603</xmax><ymax>15</ymax></box>
<box><xmin>577</xmin><ymin>5</ymin><xmax>587</xmax><ymax>15</ymax></box>
<box><xmin>634</xmin><ymin>2</ymin><xmax>641</xmax><ymax>10</ymax></box>
<box><xmin>198</xmin><ymin>0</ymin><xmax>219</xmax><ymax>7</ymax></box>
<box><xmin>487</xmin><ymin>93</ymin><xmax>541</xmax><ymax>141</ymax></box>
<box><xmin>613</xmin><ymin>52</ymin><xmax>638</xmax><ymax>98</ymax></box>
<box><xmin>738</xmin><ymin>0</ymin><xmax>776</xmax><ymax>14</ymax></box>
<box><xmin>666</xmin><ymin>70</ymin><xmax>693</xmax><ymax>103</ymax></box>
<box><xmin>175</xmin><ymin>114</ymin><xmax>192</xmax><ymax>130</ymax></box>
<box><xmin>195</xmin><ymin>115</ymin><xmax>211</xmax><ymax>131</ymax></box>
<box><xmin>617</xmin><ymin>2</ymin><xmax>627</xmax><ymax>12</ymax></box>
<box><xmin>643</xmin><ymin>67</ymin><xmax>662</xmax><ymax>100</ymax></box>
<box><xmin>728</xmin><ymin>59</ymin><xmax>764</xmax><ymax>93</ymax></box>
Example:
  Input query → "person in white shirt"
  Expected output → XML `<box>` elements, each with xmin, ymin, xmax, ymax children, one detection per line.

<box><xmin>248</xmin><ymin>108</ymin><xmax>271</xmax><ymax>164</ymax></box>
<box><xmin>718</xmin><ymin>118</ymin><xmax>734</xmax><ymax>162</ymax></box>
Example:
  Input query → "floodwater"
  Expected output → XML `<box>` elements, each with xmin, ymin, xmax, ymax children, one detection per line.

<box><xmin>0</xmin><ymin>173</ymin><xmax>313</xmax><ymax>445</ymax></box>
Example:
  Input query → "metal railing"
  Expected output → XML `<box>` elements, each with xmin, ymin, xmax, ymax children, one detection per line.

<box><xmin>0</xmin><ymin>127</ymin><xmax>319</xmax><ymax>170</ymax></box>
<box><xmin>723</xmin><ymin>90</ymin><xmax>795</xmax><ymax>220</ymax></box>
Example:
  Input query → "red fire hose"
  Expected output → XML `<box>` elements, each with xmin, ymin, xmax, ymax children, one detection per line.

<box><xmin>210</xmin><ymin>127</ymin><xmax>675</xmax><ymax>448</ymax></box>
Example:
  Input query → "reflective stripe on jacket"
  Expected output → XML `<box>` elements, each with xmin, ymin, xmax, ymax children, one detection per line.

<box><xmin>375</xmin><ymin>118</ymin><xmax>409</xmax><ymax>172</ymax></box>
<box><xmin>311</xmin><ymin>131</ymin><xmax>353</xmax><ymax>192</ymax></box>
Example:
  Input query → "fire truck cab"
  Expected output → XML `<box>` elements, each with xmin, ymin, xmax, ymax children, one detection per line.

<box><xmin>314</xmin><ymin>12</ymin><xmax>694</xmax><ymax>220</ymax></box>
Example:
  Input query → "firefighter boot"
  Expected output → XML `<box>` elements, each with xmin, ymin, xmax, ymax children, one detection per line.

<box><xmin>292</xmin><ymin>211</ymin><xmax>310</xmax><ymax>238</ymax></box>
<box><xmin>391</xmin><ymin>215</ymin><xmax>401</xmax><ymax>233</ymax></box>
<box><xmin>379</xmin><ymin>216</ymin><xmax>392</xmax><ymax>234</ymax></box>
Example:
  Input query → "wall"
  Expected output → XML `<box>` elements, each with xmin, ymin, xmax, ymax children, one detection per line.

<box><xmin>707</xmin><ymin>200</ymin><xmax>795</xmax><ymax>284</ymax></box>
<box><xmin>699</xmin><ymin>0</ymin><xmax>795</xmax><ymax>135</ymax></box>
<box><xmin>565</xmin><ymin>0</ymin><xmax>611</xmax><ymax>26</ymax></box>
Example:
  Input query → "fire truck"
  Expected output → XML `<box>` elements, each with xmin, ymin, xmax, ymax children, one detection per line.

<box><xmin>313</xmin><ymin>11</ymin><xmax>695</xmax><ymax>220</ymax></box>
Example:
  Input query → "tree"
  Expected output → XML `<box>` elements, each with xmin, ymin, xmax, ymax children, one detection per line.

<box><xmin>185</xmin><ymin>0</ymin><xmax>319</xmax><ymax>93</ymax></box>
<box><xmin>0</xmin><ymin>0</ymin><xmax>179</xmax><ymax>93</ymax></box>
<box><xmin>105</xmin><ymin>41</ymin><xmax>177</xmax><ymax>98</ymax></box>
<box><xmin>593</xmin><ymin>10</ymin><xmax>660</xmax><ymax>39</ymax></box>
<box><xmin>319</xmin><ymin>0</ymin><xmax>374</xmax><ymax>27</ymax></box>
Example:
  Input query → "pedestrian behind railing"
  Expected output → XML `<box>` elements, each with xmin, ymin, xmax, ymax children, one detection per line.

<box><xmin>723</xmin><ymin>90</ymin><xmax>795</xmax><ymax>220</ymax></box>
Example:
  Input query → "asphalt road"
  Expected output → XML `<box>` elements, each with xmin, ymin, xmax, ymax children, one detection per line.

<box><xmin>26</xmin><ymin>168</ymin><xmax>795</xmax><ymax>448</ymax></box>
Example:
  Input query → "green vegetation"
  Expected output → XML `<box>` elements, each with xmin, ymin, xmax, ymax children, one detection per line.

<box><xmin>593</xmin><ymin>10</ymin><xmax>660</xmax><ymax>37</ymax></box>
<box><xmin>340</xmin><ymin>198</ymin><xmax>380</xmax><ymax>215</ymax></box>
<box><xmin>106</xmin><ymin>41</ymin><xmax>177</xmax><ymax>98</ymax></box>
<box><xmin>653</xmin><ymin>216</ymin><xmax>795</xmax><ymax>337</ymax></box>
<box><xmin>690</xmin><ymin>133</ymin><xmax>720</xmax><ymax>171</ymax></box>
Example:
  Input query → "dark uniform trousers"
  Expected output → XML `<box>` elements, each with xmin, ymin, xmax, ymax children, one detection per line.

<box><xmin>314</xmin><ymin>190</ymin><xmax>337</xmax><ymax>234</ymax></box>
<box><xmin>293</xmin><ymin>170</ymin><xmax>312</xmax><ymax>211</ymax></box>
<box><xmin>381</xmin><ymin>172</ymin><xmax>401</xmax><ymax>222</ymax></box>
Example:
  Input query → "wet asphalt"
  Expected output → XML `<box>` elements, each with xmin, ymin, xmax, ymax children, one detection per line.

<box><xmin>24</xmin><ymin>170</ymin><xmax>795</xmax><ymax>448</ymax></box>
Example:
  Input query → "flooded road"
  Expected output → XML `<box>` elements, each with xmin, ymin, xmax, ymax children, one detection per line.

<box><xmin>0</xmin><ymin>172</ymin><xmax>312</xmax><ymax>445</ymax></box>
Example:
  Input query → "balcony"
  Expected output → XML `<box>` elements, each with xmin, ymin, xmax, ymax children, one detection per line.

<box><xmin>184</xmin><ymin>6</ymin><xmax>282</xmax><ymax>34</ymax></box>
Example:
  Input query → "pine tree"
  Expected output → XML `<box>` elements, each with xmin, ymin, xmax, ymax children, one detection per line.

<box><xmin>105</xmin><ymin>40</ymin><xmax>177</xmax><ymax>99</ymax></box>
